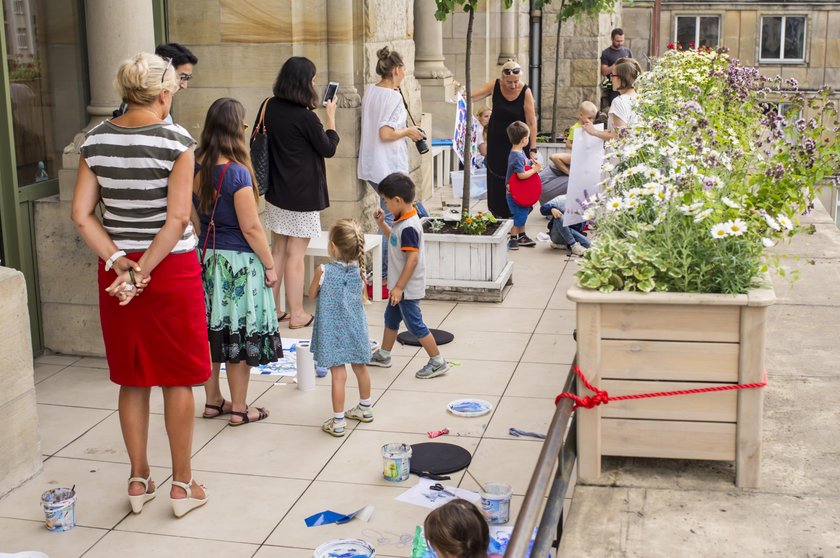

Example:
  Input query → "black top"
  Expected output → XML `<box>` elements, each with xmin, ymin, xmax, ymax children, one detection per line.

<box><xmin>600</xmin><ymin>46</ymin><xmax>633</xmax><ymax>71</ymax></box>
<box><xmin>486</xmin><ymin>79</ymin><xmax>528</xmax><ymax>178</ymax></box>
<box><xmin>259</xmin><ymin>97</ymin><xmax>339</xmax><ymax>212</ymax></box>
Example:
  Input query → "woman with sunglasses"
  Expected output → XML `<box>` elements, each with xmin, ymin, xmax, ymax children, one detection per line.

<box><xmin>471</xmin><ymin>60</ymin><xmax>538</xmax><ymax>230</ymax></box>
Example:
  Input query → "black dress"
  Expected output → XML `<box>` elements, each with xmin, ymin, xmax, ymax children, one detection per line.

<box><xmin>486</xmin><ymin>80</ymin><xmax>528</xmax><ymax>219</ymax></box>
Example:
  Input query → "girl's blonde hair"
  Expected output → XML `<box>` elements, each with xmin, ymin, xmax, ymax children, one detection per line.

<box><xmin>424</xmin><ymin>499</ymin><xmax>489</xmax><ymax>558</ymax></box>
<box><xmin>475</xmin><ymin>106</ymin><xmax>491</xmax><ymax>143</ymax></box>
<box><xmin>329</xmin><ymin>219</ymin><xmax>368</xmax><ymax>300</ymax></box>
<box><xmin>115</xmin><ymin>52</ymin><xmax>179</xmax><ymax>105</ymax></box>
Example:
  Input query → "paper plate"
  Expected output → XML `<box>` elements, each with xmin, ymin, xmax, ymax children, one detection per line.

<box><xmin>447</xmin><ymin>398</ymin><xmax>493</xmax><ymax>417</ymax></box>
<box><xmin>313</xmin><ymin>538</ymin><xmax>376</xmax><ymax>558</ymax></box>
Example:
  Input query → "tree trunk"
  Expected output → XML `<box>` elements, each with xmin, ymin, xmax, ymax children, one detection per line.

<box><xmin>550</xmin><ymin>0</ymin><xmax>566</xmax><ymax>140</ymax></box>
<box><xmin>461</xmin><ymin>4</ymin><xmax>475</xmax><ymax>218</ymax></box>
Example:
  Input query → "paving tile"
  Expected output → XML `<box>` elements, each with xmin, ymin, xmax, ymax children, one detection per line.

<box><xmin>147</xmin><ymin>381</ymin><xmax>276</xmax><ymax>417</ymax></box>
<box><xmin>0</xmin><ymin>517</ymin><xmax>105</xmax><ymax>556</ymax></box>
<box><xmin>464</xmin><ymin>438</ymin><xmax>548</xmax><ymax>496</ymax></box>
<box><xmin>191</xmin><ymin>421</ymin><xmax>347</xmax><ymax>479</ymax></box>
<box><xmin>484</xmin><ymin>396</ymin><xmax>556</xmax><ymax>440</ymax></box>
<box><xmin>520</xmin><ymin>333</ymin><xmax>576</xmax><ymax>364</ymax></box>
<box><xmin>254</xmin><ymin>546</ymin><xmax>320</xmax><ymax>558</ymax></box>
<box><xmin>367</xmin><ymin>326</ymin><xmax>422</xmax><ymax>358</ymax></box>
<box><xmin>534</xmin><ymin>309</ymin><xmax>577</xmax><ymax>336</ymax></box>
<box><xmin>56</xmin><ymin>412</ymin><xmax>227</xmax><ymax>467</ymax></box>
<box><xmin>316</xmin><ymin>429</ymin><xmax>479</xmax><ymax>487</ymax></box>
<box><xmin>74</xmin><ymin>357</ymin><xmax>109</xmax><ymax>369</ymax></box>
<box><xmin>116</xmin><ymin>472</ymin><xmax>308</xmax><ymax>545</ymax></box>
<box><xmin>390</xmin><ymin>355</ymin><xmax>516</xmax><ymax>396</ymax></box>
<box><xmin>506</xmin><ymin>362</ymin><xmax>570</xmax><ymax>399</ymax></box>
<box><xmin>356</xmin><ymin>390</ymin><xmax>498</xmax><ymax>437</ymax></box>
<box><xmin>249</xmin><ymin>383</ymin><xmax>386</xmax><ymax>428</ymax></box>
<box><xmin>264</xmin><ymin>480</ymin><xmax>428</xmax><ymax>556</ymax></box>
<box><xmin>433</xmin><ymin>330</ymin><xmax>531</xmax><ymax>363</ymax></box>
<box><xmin>438</xmin><ymin>305</ymin><xmax>542</xmax><ymax>333</ymax></box>
<box><xmin>33</xmin><ymin>362</ymin><xmax>65</xmax><ymax>385</ymax></box>
<box><xmin>35</xmin><ymin>354</ymin><xmax>81</xmax><ymax>366</ymax></box>
<box><xmin>472</xmin><ymin>285</ymin><xmax>555</xmax><ymax>309</ymax></box>
<box><xmin>37</xmin><ymin>404</ymin><xmax>114</xmax><ymax>455</ymax></box>
<box><xmin>0</xmin><ymin>457</ymin><xmax>169</xmax><ymax>528</ymax></box>
<box><xmin>313</xmin><ymin>355</ymin><xmax>412</xmax><ymax>389</ymax></box>
<box><xmin>84</xmin><ymin>531</ymin><xmax>259</xmax><ymax>558</ymax></box>
<box><xmin>35</xmin><ymin>366</ymin><xmax>118</xmax><ymax>410</ymax></box>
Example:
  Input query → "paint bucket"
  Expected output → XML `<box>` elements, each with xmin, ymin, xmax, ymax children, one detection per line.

<box><xmin>41</xmin><ymin>487</ymin><xmax>76</xmax><ymax>531</ymax></box>
<box><xmin>480</xmin><ymin>482</ymin><xmax>512</xmax><ymax>524</ymax></box>
<box><xmin>381</xmin><ymin>443</ymin><xmax>412</xmax><ymax>482</ymax></box>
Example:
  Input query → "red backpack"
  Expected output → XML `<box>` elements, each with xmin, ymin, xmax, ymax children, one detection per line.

<box><xmin>509</xmin><ymin>165</ymin><xmax>542</xmax><ymax>207</ymax></box>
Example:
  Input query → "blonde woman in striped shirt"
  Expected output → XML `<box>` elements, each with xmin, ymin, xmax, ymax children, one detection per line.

<box><xmin>72</xmin><ymin>52</ymin><xmax>208</xmax><ymax>518</ymax></box>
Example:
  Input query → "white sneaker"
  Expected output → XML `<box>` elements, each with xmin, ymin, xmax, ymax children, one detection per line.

<box><xmin>570</xmin><ymin>243</ymin><xmax>587</xmax><ymax>256</ymax></box>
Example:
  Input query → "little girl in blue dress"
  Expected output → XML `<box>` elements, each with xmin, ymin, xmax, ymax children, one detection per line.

<box><xmin>309</xmin><ymin>219</ymin><xmax>373</xmax><ymax>436</ymax></box>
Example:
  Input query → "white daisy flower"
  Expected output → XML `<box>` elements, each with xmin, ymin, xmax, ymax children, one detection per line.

<box><xmin>694</xmin><ymin>208</ymin><xmax>713</xmax><ymax>222</ymax></box>
<box><xmin>764</xmin><ymin>214</ymin><xmax>781</xmax><ymax>231</ymax></box>
<box><xmin>710</xmin><ymin>223</ymin><xmax>728</xmax><ymax>239</ymax></box>
<box><xmin>777</xmin><ymin>214</ymin><xmax>793</xmax><ymax>230</ymax></box>
<box><xmin>761</xmin><ymin>237</ymin><xmax>775</xmax><ymax>248</ymax></box>
<box><xmin>721</xmin><ymin>197</ymin><xmax>741</xmax><ymax>209</ymax></box>
<box><xmin>606</xmin><ymin>197</ymin><xmax>623</xmax><ymax>211</ymax></box>
<box><xmin>625</xmin><ymin>198</ymin><xmax>639</xmax><ymax>209</ymax></box>
<box><xmin>582</xmin><ymin>208</ymin><xmax>596</xmax><ymax>221</ymax></box>
<box><xmin>725</xmin><ymin>219</ymin><xmax>747</xmax><ymax>236</ymax></box>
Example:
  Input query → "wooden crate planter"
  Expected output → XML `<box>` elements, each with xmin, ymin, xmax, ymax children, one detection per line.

<box><xmin>423</xmin><ymin>218</ymin><xmax>514</xmax><ymax>302</ymax></box>
<box><xmin>567</xmin><ymin>281</ymin><xmax>775</xmax><ymax>488</ymax></box>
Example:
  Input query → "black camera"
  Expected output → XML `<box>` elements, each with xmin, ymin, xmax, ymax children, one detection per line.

<box><xmin>415</xmin><ymin>127</ymin><xmax>429</xmax><ymax>155</ymax></box>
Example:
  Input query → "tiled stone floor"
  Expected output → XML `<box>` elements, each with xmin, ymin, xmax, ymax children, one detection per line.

<box><xmin>0</xmin><ymin>207</ymin><xmax>577</xmax><ymax>557</ymax></box>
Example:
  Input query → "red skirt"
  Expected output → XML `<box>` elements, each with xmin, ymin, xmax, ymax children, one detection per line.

<box><xmin>98</xmin><ymin>251</ymin><xmax>210</xmax><ymax>387</ymax></box>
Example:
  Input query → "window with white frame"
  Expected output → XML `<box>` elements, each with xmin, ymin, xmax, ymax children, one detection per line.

<box><xmin>760</xmin><ymin>16</ymin><xmax>806</xmax><ymax>62</ymax></box>
<box><xmin>16</xmin><ymin>28</ymin><xmax>28</xmax><ymax>49</ymax></box>
<box><xmin>13</xmin><ymin>0</ymin><xmax>25</xmax><ymax>15</ymax></box>
<box><xmin>675</xmin><ymin>16</ymin><xmax>720</xmax><ymax>49</ymax></box>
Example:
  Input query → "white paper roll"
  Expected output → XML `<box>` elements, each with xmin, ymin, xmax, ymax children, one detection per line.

<box><xmin>295</xmin><ymin>341</ymin><xmax>316</xmax><ymax>391</ymax></box>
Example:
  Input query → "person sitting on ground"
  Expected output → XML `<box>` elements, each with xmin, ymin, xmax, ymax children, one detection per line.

<box><xmin>369</xmin><ymin>173</ymin><xmax>449</xmax><ymax>379</ymax></box>
<box><xmin>505</xmin><ymin>121</ymin><xmax>541</xmax><ymax>250</ymax></box>
<box><xmin>309</xmin><ymin>219</ymin><xmax>374</xmax><ymax>437</ymax></box>
<box><xmin>424</xmin><ymin>498</ymin><xmax>502</xmax><ymax>558</ymax></box>
<box><xmin>539</xmin><ymin>194</ymin><xmax>590</xmax><ymax>256</ymax></box>
<box><xmin>550</xmin><ymin>101</ymin><xmax>598</xmax><ymax>175</ymax></box>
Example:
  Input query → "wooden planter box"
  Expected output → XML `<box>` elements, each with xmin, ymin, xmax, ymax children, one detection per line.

<box><xmin>567</xmin><ymin>281</ymin><xmax>775</xmax><ymax>488</ymax></box>
<box><xmin>423</xmin><ymin>218</ymin><xmax>514</xmax><ymax>302</ymax></box>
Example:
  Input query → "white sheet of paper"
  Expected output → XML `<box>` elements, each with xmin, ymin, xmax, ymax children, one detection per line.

<box><xmin>395</xmin><ymin>478</ymin><xmax>481</xmax><ymax>510</ymax></box>
<box><xmin>563</xmin><ymin>123</ymin><xmax>605</xmax><ymax>226</ymax></box>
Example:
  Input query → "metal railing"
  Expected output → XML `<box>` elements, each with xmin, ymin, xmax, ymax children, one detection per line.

<box><xmin>505</xmin><ymin>362</ymin><xmax>578</xmax><ymax>557</ymax></box>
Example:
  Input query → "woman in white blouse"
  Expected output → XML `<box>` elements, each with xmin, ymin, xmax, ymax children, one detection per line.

<box><xmin>357</xmin><ymin>46</ymin><xmax>425</xmax><ymax>282</ymax></box>
<box><xmin>583</xmin><ymin>57</ymin><xmax>641</xmax><ymax>140</ymax></box>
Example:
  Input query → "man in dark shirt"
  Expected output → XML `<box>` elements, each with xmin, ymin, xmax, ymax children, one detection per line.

<box><xmin>600</xmin><ymin>28</ymin><xmax>632</xmax><ymax>111</ymax></box>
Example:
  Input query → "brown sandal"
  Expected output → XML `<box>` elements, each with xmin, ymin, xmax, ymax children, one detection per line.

<box><xmin>228</xmin><ymin>407</ymin><xmax>269</xmax><ymax>427</ymax></box>
<box><xmin>202</xmin><ymin>399</ymin><xmax>230</xmax><ymax>419</ymax></box>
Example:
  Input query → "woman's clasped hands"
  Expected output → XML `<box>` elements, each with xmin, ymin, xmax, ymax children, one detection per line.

<box><xmin>105</xmin><ymin>257</ymin><xmax>151</xmax><ymax>306</ymax></box>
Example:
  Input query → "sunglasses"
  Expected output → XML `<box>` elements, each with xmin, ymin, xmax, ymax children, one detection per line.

<box><xmin>161</xmin><ymin>58</ymin><xmax>172</xmax><ymax>83</ymax></box>
<box><xmin>502</xmin><ymin>67</ymin><xmax>521</xmax><ymax>76</ymax></box>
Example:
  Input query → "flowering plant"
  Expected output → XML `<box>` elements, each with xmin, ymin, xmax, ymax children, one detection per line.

<box><xmin>577</xmin><ymin>47</ymin><xmax>840</xmax><ymax>294</ymax></box>
<box><xmin>459</xmin><ymin>211</ymin><xmax>497</xmax><ymax>235</ymax></box>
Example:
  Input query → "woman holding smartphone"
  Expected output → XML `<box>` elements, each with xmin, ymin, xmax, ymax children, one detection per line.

<box><xmin>260</xmin><ymin>56</ymin><xmax>339</xmax><ymax>330</ymax></box>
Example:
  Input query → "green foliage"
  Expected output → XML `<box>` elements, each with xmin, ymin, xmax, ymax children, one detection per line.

<box><xmin>536</xmin><ymin>0</ymin><xmax>623</xmax><ymax>23</ymax></box>
<box><xmin>434</xmin><ymin>0</ymin><xmax>515</xmax><ymax>21</ymax></box>
<box><xmin>458</xmin><ymin>211</ymin><xmax>497</xmax><ymax>235</ymax></box>
<box><xmin>576</xmin><ymin>48</ymin><xmax>840</xmax><ymax>294</ymax></box>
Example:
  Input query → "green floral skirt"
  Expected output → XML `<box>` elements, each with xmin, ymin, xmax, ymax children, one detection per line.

<box><xmin>200</xmin><ymin>249</ymin><xmax>282</xmax><ymax>366</ymax></box>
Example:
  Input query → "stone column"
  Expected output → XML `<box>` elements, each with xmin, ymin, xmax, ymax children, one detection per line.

<box><xmin>498</xmin><ymin>5</ymin><xmax>516</xmax><ymax>64</ymax></box>
<box><xmin>83</xmin><ymin>0</ymin><xmax>156</xmax><ymax>122</ymax></box>
<box><xmin>414</xmin><ymin>1</ymin><xmax>455</xmax><ymax>139</ymax></box>
<box><xmin>326</xmin><ymin>0</ymin><xmax>360</xmax><ymax>107</ymax></box>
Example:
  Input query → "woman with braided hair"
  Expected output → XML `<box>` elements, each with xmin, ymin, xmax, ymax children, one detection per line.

<box><xmin>308</xmin><ymin>219</ymin><xmax>374</xmax><ymax>437</ymax></box>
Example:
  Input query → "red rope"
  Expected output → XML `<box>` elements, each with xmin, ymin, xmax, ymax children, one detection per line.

<box><xmin>555</xmin><ymin>365</ymin><xmax>768</xmax><ymax>410</ymax></box>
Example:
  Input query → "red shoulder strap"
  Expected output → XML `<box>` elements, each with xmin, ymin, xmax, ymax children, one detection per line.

<box><xmin>200</xmin><ymin>161</ymin><xmax>233</xmax><ymax>263</ymax></box>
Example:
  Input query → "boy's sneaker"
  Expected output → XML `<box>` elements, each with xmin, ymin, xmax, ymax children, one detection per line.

<box><xmin>518</xmin><ymin>234</ymin><xmax>537</xmax><ymax>247</ymax></box>
<box><xmin>549</xmin><ymin>242</ymin><xmax>564</xmax><ymax>250</ymax></box>
<box><xmin>369</xmin><ymin>349</ymin><xmax>392</xmax><ymax>368</ymax></box>
<box><xmin>570</xmin><ymin>243</ymin><xmax>588</xmax><ymax>256</ymax></box>
<box><xmin>345</xmin><ymin>404</ymin><xmax>374</xmax><ymax>423</ymax></box>
<box><xmin>322</xmin><ymin>417</ymin><xmax>346</xmax><ymax>437</ymax></box>
<box><xmin>507</xmin><ymin>237</ymin><xmax>519</xmax><ymax>250</ymax></box>
<box><xmin>415</xmin><ymin>359</ymin><xmax>449</xmax><ymax>379</ymax></box>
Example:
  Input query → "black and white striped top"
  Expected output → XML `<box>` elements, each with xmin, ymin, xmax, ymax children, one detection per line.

<box><xmin>80</xmin><ymin>121</ymin><xmax>197</xmax><ymax>254</ymax></box>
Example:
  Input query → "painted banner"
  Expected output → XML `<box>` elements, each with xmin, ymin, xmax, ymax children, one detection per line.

<box><xmin>452</xmin><ymin>92</ymin><xmax>482</xmax><ymax>170</ymax></box>
<box><xmin>563</xmin><ymin>123</ymin><xmax>605</xmax><ymax>226</ymax></box>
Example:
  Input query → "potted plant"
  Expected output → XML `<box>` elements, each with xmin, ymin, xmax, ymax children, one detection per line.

<box><xmin>567</xmin><ymin>47</ymin><xmax>840</xmax><ymax>487</ymax></box>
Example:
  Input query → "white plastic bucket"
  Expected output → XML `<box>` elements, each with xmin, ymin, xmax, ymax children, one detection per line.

<box><xmin>480</xmin><ymin>482</ymin><xmax>512</xmax><ymax>524</ymax></box>
<box><xmin>451</xmin><ymin>169</ymin><xmax>488</xmax><ymax>200</ymax></box>
<box><xmin>41</xmin><ymin>487</ymin><xmax>76</xmax><ymax>531</ymax></box>
<box><xmin>381</xmin><ymin>443</ymin><xmax>412</xmax><ymax>482</ymax></box>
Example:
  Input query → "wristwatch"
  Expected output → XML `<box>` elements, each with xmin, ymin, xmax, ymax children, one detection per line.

<box><xmin>105</xmin><ymin>250</ymin><xmax>127</xmax><ymax>272</ymax></box>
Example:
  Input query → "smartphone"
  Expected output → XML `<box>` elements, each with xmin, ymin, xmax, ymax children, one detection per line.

<box><xmin>323</xmin><ymin>82</ymin><xmax>339</xmax><ymax>104</ymax></box>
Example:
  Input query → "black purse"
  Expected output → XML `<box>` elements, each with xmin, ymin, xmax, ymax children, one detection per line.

<box><xmin>250</xmin><ymin>97</ymin><xmax>271</xmax><ymax>195</ymax></box>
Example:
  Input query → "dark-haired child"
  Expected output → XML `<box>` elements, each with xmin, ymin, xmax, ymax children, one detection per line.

<box><xmin>424</xmin><ymin>499</ymin><xmax>501</xmax><ymax>558</ymax></box>
<box><xmin>505</xmin><ymin>121</ymin><xmax>541</xmax><ymax>250</ymax></box>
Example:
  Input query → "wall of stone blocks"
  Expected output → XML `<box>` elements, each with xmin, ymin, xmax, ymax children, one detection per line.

<box><xmin>0</xmin><ymin>267</ymin><xmax>42</xmax><ymax>497</ymax></box>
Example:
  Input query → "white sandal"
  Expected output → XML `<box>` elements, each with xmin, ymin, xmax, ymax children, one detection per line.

<box><xmin>127</xmin><ymin>475</ymin><xmax>155</xmax><ymax>514</ymax></box>
<box><xmin>170</xmin><ymin>478</ymin><xmax>207</xmax><ymax>518</ymax></box>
